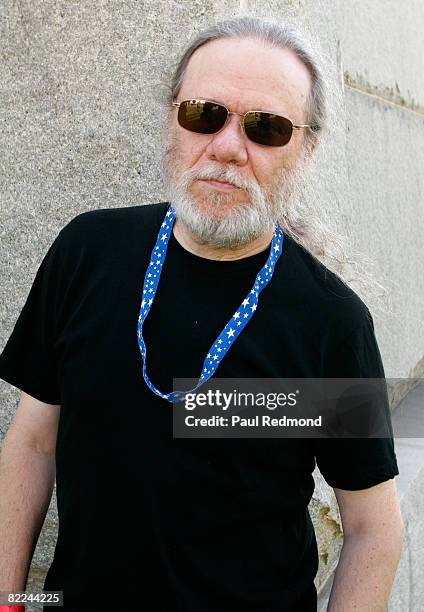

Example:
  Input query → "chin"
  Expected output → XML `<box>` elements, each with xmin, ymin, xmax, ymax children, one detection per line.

<box><xmin>175</xmin><ymin>197</ymin><xmax>267</xmax><ymax>249</ymax></box>
<box><xmin>194</xmin><ymin>200</ymin><xmax>249</xmax><ymax>227</ymax></box>
<box><xmin>190</xmin><ymin>186</ymin><xmax>247</xmax><ymax>217</ymax></box>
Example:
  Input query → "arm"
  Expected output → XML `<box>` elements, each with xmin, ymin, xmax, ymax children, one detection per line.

<box><xmin>327</xmin><ymin>479</ymin><xmax>404</xmax><ymax>611</ymax></box>
<box><xmin>0</xmin><ymin>392</ymin><xmax>60</xmax><ymax>590</ymax></box>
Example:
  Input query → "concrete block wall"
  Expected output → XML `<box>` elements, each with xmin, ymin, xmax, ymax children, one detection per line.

<box><xmin>1</xmin><ymin>1</ymin><xmax>423</xmax><ymax>610</ymax></box>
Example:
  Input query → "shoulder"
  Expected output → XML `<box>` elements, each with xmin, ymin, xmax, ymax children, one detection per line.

<box><xmin>282</xmin><ymin>234</ymin><xmax>374</xmax><ymax>343</ymax></box>
<box><xmin>42</xmin><ymin>202</ymin><xmax>170</xmax><ymax>279</ymax></box>
<box><xmin>59</xmin><ymin>202</ymin><xmax>169</xmax><ymax>242</ymax></box>
<box><xmin>52</xmin><ymin>202</ymin><xmax>170</xmax><ymax>261</ymax></box>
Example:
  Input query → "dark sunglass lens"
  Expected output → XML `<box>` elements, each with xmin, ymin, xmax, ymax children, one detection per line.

<box><xmin>178</xmin><ymin>100</ymin><xmax>228</xmax><ymax>134</ymax></box>
<box><xmin>244</xmin><ymin>112</ymin><xmax>293</xmax><ymax>146</ymax></box>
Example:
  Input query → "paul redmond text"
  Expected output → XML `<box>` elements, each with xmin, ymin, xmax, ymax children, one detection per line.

<box><xmin>184</xmin><ymin>415</ymin><xmax>322</xmax><ymax>428</ymax></box>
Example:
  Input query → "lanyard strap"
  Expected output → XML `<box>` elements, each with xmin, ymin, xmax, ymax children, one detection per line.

<box><xmin>136</xmin><ymin>205</ymin><xmax>284</xmax><ymax>403</ymax></box>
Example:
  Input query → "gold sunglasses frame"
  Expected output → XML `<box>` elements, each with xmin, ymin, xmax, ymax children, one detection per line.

<box><xmin>171</xmin><ymin>98</ymin><xmax>313</xmax><ymax>146</ymax></box>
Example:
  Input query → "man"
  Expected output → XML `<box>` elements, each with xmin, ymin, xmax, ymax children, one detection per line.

<box><xmin>0</xmin><ymin>16</ymin><xmax>403</xmax><ymax>612</ymax></box>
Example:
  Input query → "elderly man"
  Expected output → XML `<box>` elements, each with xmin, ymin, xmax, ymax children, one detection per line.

<box><xmin>0</xmin><ymin>16</ymin><xmax>403</xmax><ymax>612</ymax></box>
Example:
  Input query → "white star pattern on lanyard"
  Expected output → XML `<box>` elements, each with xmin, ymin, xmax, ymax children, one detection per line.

<box><xmin>136</xmin><ymin>205</ymin><xmax>284</xmax><ymax>403</ymax></box>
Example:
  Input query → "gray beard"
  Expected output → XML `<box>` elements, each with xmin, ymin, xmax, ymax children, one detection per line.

<box><xmin>162</xmin><ymin>145</ymin><xmax>303</xmax><ymax>249</ymax></box>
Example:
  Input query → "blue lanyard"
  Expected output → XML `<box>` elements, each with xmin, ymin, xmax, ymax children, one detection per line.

<box><xmin>136</xmin><ymin>205</ymin><xmax>284</xmax><ymax>403</ymax></box>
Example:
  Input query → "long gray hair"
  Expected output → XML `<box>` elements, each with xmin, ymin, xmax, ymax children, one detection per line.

<box><xmin>160</xmin><ymin>16</ymin><xmax>392</xmax><ymax>323</ymax></box>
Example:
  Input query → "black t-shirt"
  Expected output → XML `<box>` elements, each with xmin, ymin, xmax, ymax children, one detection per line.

<box><xmin>0</xmin><ymin>202</ymin><xmax>399</xmax><ymax>611</ymax></box>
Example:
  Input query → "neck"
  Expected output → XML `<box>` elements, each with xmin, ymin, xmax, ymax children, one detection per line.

<box><xmin>173</xmin><ymin>218</ymin><xmax>275</xmax><ymax>261</ymax></box>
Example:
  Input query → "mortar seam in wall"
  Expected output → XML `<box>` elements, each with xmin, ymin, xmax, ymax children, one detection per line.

<box><xmin>345</xmin><ymin>84</ymin><xmax>424</xmax><ymax>118</ymax></box>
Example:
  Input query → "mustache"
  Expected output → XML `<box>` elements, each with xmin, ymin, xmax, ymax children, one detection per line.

<box><xmin>181</xmin><ymin>165</ymin><xmax>260</xmax><ymax>195</ymax></box>
<box><xmin>162</xmin><ymin>137</ymin><xmax>267</xmax><ymax>197</ymax></box>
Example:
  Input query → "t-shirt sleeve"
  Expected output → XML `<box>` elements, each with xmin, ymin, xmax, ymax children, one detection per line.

<box><xmin>313</xmin><ymin>308</ymin><xmax>399</xmax><ymax>490</ymax></box>
<box><xmin>0</xmin><ymin>222</ymin><xmax>77</xmax><ymax>405</ymax></box>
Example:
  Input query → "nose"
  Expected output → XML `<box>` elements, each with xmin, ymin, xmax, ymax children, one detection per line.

<box><xmin>206</xmin><ymin>113</ymin><xmax>248</xmax><ymax>166</ymax></box>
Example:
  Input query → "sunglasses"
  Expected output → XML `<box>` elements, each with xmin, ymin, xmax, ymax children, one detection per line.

<box><xmin>172</xmin><ymin>98</ymin><xmax>314</xmax><ymax>147</ymax></box>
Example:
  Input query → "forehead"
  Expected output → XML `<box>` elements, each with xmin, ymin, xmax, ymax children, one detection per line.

<box><xmin>178</xmin><ymin>37</ymin><xmax>312</xmax><ymax>117</ymax></box>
